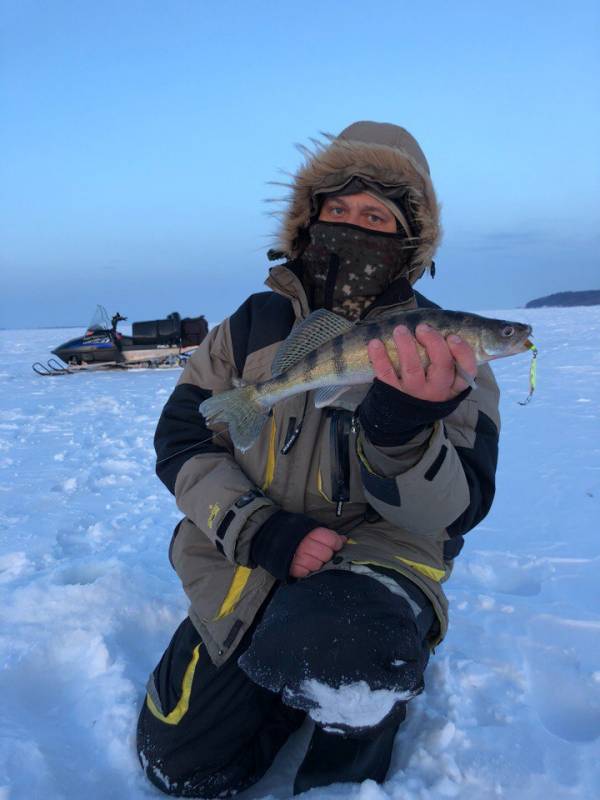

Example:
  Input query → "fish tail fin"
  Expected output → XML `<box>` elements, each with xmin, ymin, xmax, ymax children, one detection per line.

<box><xmin>199</xmin><ymin>385</ymin><xmax>269</xmax><ymax>452</ymax></box>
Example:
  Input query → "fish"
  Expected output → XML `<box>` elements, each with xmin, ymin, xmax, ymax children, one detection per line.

<box><xmin>199</xmin><ymin>308</ymin><xmax>533</xmax><ymax>452</ymax></box>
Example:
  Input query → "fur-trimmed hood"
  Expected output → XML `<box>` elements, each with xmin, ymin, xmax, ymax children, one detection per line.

<box><xmin>274</xmin><ymin>121</ymin><xmax>442</xmax><ymax>283</ymax></box>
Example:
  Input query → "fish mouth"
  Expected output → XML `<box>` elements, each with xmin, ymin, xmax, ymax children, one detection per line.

<box><xmin>508</xmin><ymin>328</ymin><xmax>534</xmax><ymax>356</ymax></box>
<box><xmin>517</xmin><ymin>324</ymin><xmax>534</xmax><ymax>351</ymax></box>
<box><xmin>483</xmin><ymin>324</ymin><xmax>533</xmax><ymax>360</ymax></box>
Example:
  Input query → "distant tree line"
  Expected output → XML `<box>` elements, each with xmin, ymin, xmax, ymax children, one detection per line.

<box><xmin>526</xmin><ymin>290</ymin><xmax>600</xmax><ymax>308</ymax></box>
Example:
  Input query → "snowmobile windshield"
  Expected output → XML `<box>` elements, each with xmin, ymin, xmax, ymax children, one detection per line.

<box><xmin>87</xmin><ymin>305</ymin><xmax>112</xmax><ymax>332</ymax></box>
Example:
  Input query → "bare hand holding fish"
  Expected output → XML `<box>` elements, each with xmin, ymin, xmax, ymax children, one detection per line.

<box><xmin>368</xmin><ymin>322</ymin><xmax>477</xmax><ymax>401</ymax></box>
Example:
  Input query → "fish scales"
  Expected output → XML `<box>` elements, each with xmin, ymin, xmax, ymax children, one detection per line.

<box><xmin>260</xmin><ymin>329</ymin><xmax>374</xmax><ymax>406</ymax></box>
<box><xmin>260</xmin><ymin>315</ymin><xmax>440</xmax><ymax>406</ymax></box>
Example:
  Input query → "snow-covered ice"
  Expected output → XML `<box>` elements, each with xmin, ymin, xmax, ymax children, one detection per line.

<box><xmin>1</xmin><ymin>307</ymin><xmax>599</xmax><ymax>799</ymax></box>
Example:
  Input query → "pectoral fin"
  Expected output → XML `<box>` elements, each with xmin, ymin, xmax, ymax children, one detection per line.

<box><xmin>314</xmin><ymin>385</ymin><xmax>351</xmax><ymax>408</ymax></box>
<box><xmin>456</xmin><ymin>364</ymin><xmax>477</xmax><ymax>390</ymax></box>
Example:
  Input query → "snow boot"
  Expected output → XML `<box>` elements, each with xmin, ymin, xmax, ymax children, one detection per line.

<box><xmin>292</xmin><ymin>714</ymin><xmax>402</xmax><ymax>795</ymax></box>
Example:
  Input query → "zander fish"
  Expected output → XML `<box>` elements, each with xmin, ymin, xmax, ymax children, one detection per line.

<box><xmin>199</xmin><ymin>308</ymin><xmax>533</xmax><ymax>452</ymax></box>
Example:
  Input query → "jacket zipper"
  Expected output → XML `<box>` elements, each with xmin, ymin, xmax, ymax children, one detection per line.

<box><xmin>281</xmin><ymin>416</ymin><xmax>299</xmax><ymax>455</ymax></box>
<box><xmin>281</xmin><ymin>392</ymin><xmax>309</xmax><ymax>455</ymax></box>
<box><xmin>329</xmin><ymin>409</ymin><xmax>352</xmax><ymax>516</ymax></box>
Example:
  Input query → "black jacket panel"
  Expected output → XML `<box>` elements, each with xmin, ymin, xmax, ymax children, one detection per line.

<box><xmin>155</xmin><ymin>383</ymin><xmax>227</xmax><ymax>494</ymax></box>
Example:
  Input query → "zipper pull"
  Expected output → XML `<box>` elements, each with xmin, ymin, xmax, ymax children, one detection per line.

<box><xmin>336</xmin><ymin>500</ymin><xmax>344</xmax><ymax>517</ymax></box>
<box><xmin>281</xmin><ymin>417</ymin><xmax>303</xmax><ymax>455</ymax></box>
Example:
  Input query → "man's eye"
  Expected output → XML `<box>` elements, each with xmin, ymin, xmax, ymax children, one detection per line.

<box><xmin>367</xmin><ymin>214</ymin><xmax>383</xmax><ymax>224</ymax></box>
<box><xmin>329</xmin><ymin>206</ymin><xmax>345</xmax><ymax>215</ymax></box>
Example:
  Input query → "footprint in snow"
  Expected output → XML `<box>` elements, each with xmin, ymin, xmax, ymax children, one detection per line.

<box><xmin>524</xmin><ymin>619</ymin><xmax>600</xmax><ymax>743</ymax></box>
<box><xmin>55</xmin><ymin>561</ymin><xmax>110</xmax><ymax>586</ymax></box>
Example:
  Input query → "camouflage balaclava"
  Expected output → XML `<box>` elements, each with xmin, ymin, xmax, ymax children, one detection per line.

<box><xmin>274</xmin><ymin>121</ymin><xmax>442</xmax><ymax>319</ymax></box>
<box><xmin>301</xmin><ymin>192</ymin><xmax>416</xmax><ymax>319</ymax></box>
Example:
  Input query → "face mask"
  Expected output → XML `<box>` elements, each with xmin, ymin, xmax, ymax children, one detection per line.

<box><xmin>301</xmin><ymin>221</ymin><xmax>414</xmax><ymax>320</ymax></box>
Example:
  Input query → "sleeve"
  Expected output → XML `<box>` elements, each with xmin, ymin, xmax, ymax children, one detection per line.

<box><xmin>154</xmin><ymin>319</ymin><xmax>315</xmax><ymax>570</ymax></box>
<box><xmin>356</xmin><ymin>363</ymin><xmax>500</xmax><ymax>538</ymax></box>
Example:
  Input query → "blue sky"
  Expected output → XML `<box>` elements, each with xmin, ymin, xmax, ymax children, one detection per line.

<box><xmin>1</xmin><ymin>0</ymin><xmax>599</xmax><ymax>328</ymax></box>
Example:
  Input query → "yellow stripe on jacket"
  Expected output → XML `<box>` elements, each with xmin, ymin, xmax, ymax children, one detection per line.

<box><xmin>262</xmin><ymin>417</ymin><xmax>277</xmax><ymax>491</ymax></box>
<box><xmin>213</xmin><ymin>566</ymin><xmax>252</xmax><ymax>620</ymax></box>
<box><xmin>395</xmin><ymin>556</ymin><xmax>445</xmax><ymax>582</ymax></box>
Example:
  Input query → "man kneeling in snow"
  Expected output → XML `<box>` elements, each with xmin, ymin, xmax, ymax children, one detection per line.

<box><xmin>137</xmin><ymin>121</ymin><xmax>500</xmax><ymax>796</ymax></box>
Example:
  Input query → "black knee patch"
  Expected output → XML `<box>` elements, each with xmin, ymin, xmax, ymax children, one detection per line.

<box><xmin>238</xmin><ymin>571</ymin><xmax>432</xmax><ymax>725</ymax></box>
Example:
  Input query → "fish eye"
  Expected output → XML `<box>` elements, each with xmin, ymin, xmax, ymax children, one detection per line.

<box><xmin>501</xmin><ymin>325</ymin><xmax>515</xmax><ymax>337</ymax></box>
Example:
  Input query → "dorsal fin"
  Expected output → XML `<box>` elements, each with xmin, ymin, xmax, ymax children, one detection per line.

<box><xmin>271</xmin><ymin>309</ymin><xmax>354</xmax><ymax>376</ymax></box>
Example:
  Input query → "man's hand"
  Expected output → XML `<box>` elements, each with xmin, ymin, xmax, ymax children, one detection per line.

<box><xmin>290</xmin><ymin>527</ymin><xmax>347</xmax><ymax>578</ymax></box>
<box><xmin>367</xmin><ymin>323</ymin><xmax>476</xmax><ymax>402</ymax></box>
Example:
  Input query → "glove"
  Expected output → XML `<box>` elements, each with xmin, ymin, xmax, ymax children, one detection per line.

<box><xmin>358</xmin><ymin>379</ymin><xmax>470</xmax><ymax>447</ymax></box>
<box><xmin>250</xmin><ymin>510</ymin><xmax>320</xmax><ymax>581</ymax></box>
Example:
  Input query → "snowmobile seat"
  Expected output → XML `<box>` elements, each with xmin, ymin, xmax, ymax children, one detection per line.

<box><xmin>132</xmin><ymin>320</ymin><xmax>159</xmax><ymax>344</ymax></box>
<box><xmin>132</xmin><ymin>314</ymin><xmax>182</xmax><ymax>345</ymax></box>
<box><xmin>158</xmin><ymin>317</ymin><xmax>181</xmax><ymax>341</ymax></box>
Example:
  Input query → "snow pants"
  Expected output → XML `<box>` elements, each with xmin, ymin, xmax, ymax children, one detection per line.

<box><xmin>137</xmin><ymin>569</ymin><xmax>436</xmax><ymax>798</ymax></box>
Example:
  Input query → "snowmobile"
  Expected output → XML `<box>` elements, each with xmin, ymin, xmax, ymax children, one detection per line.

<box><xmin>32</xmin><ymin>305</ymin><xmax>208</xmax><ymax>375</ymax></box>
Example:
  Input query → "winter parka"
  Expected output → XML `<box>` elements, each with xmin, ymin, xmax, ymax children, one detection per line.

<box><xmin>154</xmin><ymin>264</ymin><xmax>500</xmax><ymax>667</ymax></box>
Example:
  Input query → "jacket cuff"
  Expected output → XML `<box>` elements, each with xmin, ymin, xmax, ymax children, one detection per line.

<box><xmin>359</xmin><ymin>380</ymin><xmax>470</xmax><ymax>447</ymax></box>
<box><xmin>250</xmin><ymin>510</ymin><xmax>320</xmax><ymax>581</ymax></box>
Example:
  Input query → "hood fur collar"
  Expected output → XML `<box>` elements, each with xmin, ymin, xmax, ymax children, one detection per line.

<box><xmin>272</xmin><ymin>125</ymin><xmax>442</xmax><ymax>284</ymax></box>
